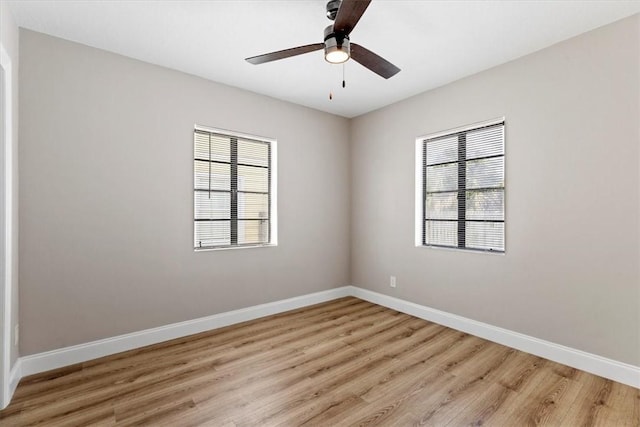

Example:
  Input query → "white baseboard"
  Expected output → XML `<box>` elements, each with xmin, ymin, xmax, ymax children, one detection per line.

<box><xmin>20</xmin><ymin>286</ymin><xmax>351</xmax><ymax>378</ymax></box>
<box><xmin>8</xmin><ymin>359</ymin><xmax>20</xmax><ymax>399</ymax></box>
<box><xmin>349</xmin><ymin>286</ymin><xmax>640</xmax><ymax>389</ymax></box>
<box><xmin>0</xmin><ymin>361</ymin><xmax>18</xmax><ymax>410</ymax></box>
<box><xmin>11</xmin><ymin>284</ymin><xmax>639</xmax><ymax>406</ymax></box>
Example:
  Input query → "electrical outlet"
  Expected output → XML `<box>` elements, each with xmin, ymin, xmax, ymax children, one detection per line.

<box><xmin>14</xmin><ymin>324</ymin><xmax>19</xmax><ymax>346</ymax></box>
<box><xmin>390</xmin><ymin>276</ymin><xmax>397</xmax><ymax>288</ymax></box>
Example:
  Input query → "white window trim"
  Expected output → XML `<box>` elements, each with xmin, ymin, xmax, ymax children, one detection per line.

<box><xmin>193</xmin><ymin>125</ymin><xmax>278</xmax><ymax>251</ymax></box>
<box><xmin>415</xmin><ymin>117</ymin><xmax>505</xmax><ymax>252</ymax></box>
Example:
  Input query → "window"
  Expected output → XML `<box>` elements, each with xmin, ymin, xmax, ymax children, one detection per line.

<box><xmin>194</xmin><ymin>127</ymin><xmax>276</xmax><ymax>250</ymax></box>
<box><xmin>417</xmin><ymin>120</ymin><xmax>505</xmax><ymax>252</ymax></box>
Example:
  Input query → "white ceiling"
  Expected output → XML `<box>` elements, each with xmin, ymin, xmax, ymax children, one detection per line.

<box><xmin>7</xmin><ymin>0</ymin><xmax>640</xmax><ymax>118</ymax></box>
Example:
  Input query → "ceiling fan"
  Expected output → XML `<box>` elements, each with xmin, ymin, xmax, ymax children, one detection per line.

<box><xmin>245</xmin><ymin>0</ymin><xmax>400</xmax><ymax>79</ymax></box>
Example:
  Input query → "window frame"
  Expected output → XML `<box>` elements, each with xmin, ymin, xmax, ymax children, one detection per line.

<box><xmin>194</xmin><ymin>125</ymin><xmax>278</xmax><ymax>251</ymax></box>
<box><xmin>415</xmin><ymin>118</ymin><xmax>505</xmax><ymax>253</ymax></box>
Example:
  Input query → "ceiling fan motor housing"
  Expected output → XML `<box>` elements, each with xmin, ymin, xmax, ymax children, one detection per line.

<box><xmin>326</xmin><ymin>0</ymin><xmax>341</xmax><ymax>20</ymax></box>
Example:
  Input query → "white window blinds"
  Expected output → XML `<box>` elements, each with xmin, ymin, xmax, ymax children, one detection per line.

<box><xmin>422</xmin><ymin>122</ymin><xmax>505</xmax><ymax>252</ymax></box>
<box><xmin>194</xmin><ymin>129</ymin><xmax>272</xmax><ymax>249</ymax></box>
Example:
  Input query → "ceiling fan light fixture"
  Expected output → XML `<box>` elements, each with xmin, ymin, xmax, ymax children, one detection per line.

<box><xmin>324</xmin><ymin>36</ymin><xmax>350</xmax><ymax>64</ymax></box>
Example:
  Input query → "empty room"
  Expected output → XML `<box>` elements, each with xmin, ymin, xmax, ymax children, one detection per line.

<box><xmin>0</xmin><ymin>0</ymin><xmax>639</xmax><ymax>425</ymax></box>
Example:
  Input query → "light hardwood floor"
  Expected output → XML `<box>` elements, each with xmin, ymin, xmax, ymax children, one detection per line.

<box><xmin>1</xmin><ymin>297</ymin><xmax>638</xmax><ymax>426</ymax></box>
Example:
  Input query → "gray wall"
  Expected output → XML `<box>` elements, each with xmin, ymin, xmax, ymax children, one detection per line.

<box><xmin>0</xmin><ymin>1</ymin><xmax>20</xmax><ymax>368</ymax></box>
<box><xmin>350</xmin><ymin>15</ymin><xmax>640</xmax><ymax>366</ymax></box>
<box><xmin>19</xmin><ymin>30</ymin><xmax>350</xmax><ymax>355</ymax></box>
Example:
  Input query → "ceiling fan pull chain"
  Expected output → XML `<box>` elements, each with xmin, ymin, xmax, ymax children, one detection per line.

<box><xmin>342</xmin><ymin>63</ymin><xmax>346</xmax><ymax>88</ymax></box>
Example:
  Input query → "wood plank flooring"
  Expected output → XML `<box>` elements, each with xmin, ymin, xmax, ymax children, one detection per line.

<box><xmin>1</xmin><ymin>297</ymin><xmax>638</xmax><ymax>426</ymax></box>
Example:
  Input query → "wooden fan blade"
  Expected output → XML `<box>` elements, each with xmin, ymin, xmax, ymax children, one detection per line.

<box><xmin>350</xmin><ymin>43</ymin><xmax>400</xmax><ymax>79</ymax></box>
<box><xmin>333</xmin><ymin>0</ymin><xmax>372</xmax><ymax>36</ymax></box>
<box><xmin>246</xmin><ymin>43</ymin><xmax>325</xmax><ymax>64</ymax></box>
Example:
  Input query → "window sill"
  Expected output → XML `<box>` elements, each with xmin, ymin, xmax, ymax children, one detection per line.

<box><xmin>416</xmin><ymin>244</ymin><xmax>505</xmax><ymax>256</ymax></box>
<box><xmin>194</xmin><ymin>243</ymin><xmax>278</xmax><ymax>252</ymax></box>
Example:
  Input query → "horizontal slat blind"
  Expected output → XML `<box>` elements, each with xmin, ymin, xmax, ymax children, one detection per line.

<box><xmin>194</xmin><ymin>129</ymin><xmax>271</xmax><ymax>249</ymax></box>
<box><xmin>236</xmin><ymin>137</ymin><xmax>270</xmax><ymax>245</ymax></box>
<box><xmin>423</xmin><ymin>122</ymin><xmax>505</xmax><ymax>252</ymax></box>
